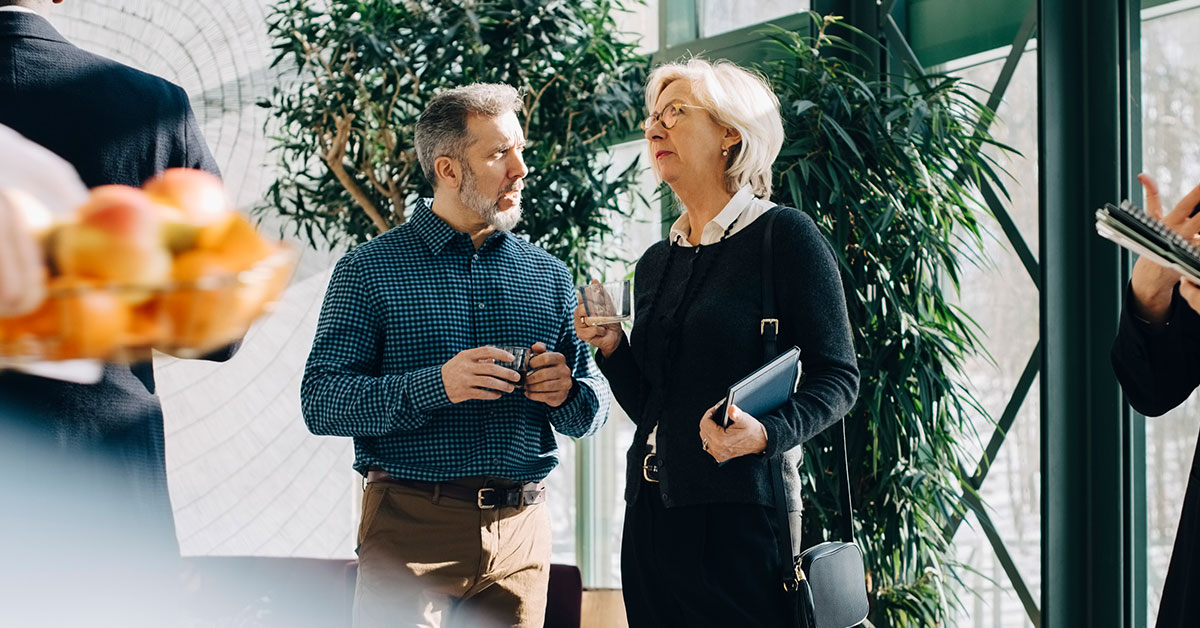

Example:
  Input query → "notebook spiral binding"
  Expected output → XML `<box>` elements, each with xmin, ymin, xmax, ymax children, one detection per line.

<box><xmin>1110</xmin><ymin>200</ymin><xmax>1200</xmax><ymax>269</ymax></box>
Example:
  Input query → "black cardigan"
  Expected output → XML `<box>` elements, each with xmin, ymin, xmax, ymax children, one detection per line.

<box><xmin>597</xmin><ymin>206</ymin><xmax>860</xmax><ymax>508</ymax></box>
<box><xmin>1111</xmin><ymin>283</ymin><xmax>1200</xmax><ymax>628</ymax></box>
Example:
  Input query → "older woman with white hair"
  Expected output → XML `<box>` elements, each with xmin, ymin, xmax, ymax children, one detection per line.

<box><xmin>575</xmin><ymin>59</ymin><xmax>860</xmax><ymax>625</ymax></box>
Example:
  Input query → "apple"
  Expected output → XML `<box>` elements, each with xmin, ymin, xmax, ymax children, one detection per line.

<box><xmin>143</xmin><ymin>169</ymin><xmax>233</xmax><ymax>254</ymax></box>
<box><xmin>54</xmin><ymin>185</ymin><xmax>172</xmax><ymax>292</ymax></box>
<box><xmin>143</xmin><ymin>168</ymin><xmax>230</xmax><ymax>225</ymax></box>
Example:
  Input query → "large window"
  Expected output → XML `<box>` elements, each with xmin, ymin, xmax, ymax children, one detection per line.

<box><xmin>942</xmin><ymin>45</ymin><xmax>1042</xmax><ymax>627</ymax></box>
<box><xmin>696</xmin><ymin>0</ymin><xmax>804</xmax><ymax>38</ymax></box>
<box><xmin>662</xmin><ymin>0</ymin><xmax>808</xmax><ymax>48</ymax></box>
<box><xmin>561</xmin><ymin>138</ymin><xmax>662</xmax><ymax>587</ymax></box>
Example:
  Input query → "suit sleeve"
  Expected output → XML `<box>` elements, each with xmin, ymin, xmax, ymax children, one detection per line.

<box><xmin>175</xmin><ymin>85</ymin><xmax>221</xmax><ymax>177</ymax></box>
<box><xmin>1111</xmin><ymin>282</ymin><xmax>1200</xmax><ymax>416</ymax></box>
<box><xmin>759</xmin><ymin>210</ymin><xmax>861</xmax><ymax>456</ymax></box>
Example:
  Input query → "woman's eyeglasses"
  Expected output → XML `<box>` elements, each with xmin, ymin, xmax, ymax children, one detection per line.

<box><xmin>642</xmin><ymin>102</ymin><xmax>706</xmax><ymax>131</ymax></box>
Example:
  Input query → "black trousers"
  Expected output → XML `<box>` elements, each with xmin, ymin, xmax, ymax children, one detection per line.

<box><xmin>1156</xmin><ymin>434</ymin><xmax>1200</xmax><ymax>627</ymax></box>
<box><xmin>621</xmin><ymin>482</ymin><xmax>790</xmax><ymax>627</ymax></box>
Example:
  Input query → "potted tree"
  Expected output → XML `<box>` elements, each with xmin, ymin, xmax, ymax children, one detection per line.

<box><xmin>260</xmin><ymin>0</ymin><xmax>648</xmax><ymax>278</ymax></box>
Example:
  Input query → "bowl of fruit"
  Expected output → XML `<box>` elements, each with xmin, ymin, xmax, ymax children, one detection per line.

<box><xmin>0</xmin><ymin>169</ymin><xmax>296</xmax><ymax>363</ymax></box>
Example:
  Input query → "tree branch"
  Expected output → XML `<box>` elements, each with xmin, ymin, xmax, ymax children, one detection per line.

<box><xmin>523</xmin><ymin>74</ymin><xmax>560</xmax><ymax>139</ymax></box>
<box><xmin>361</xmin><ymin>153</ymin><xmax>405</xmax><ymax>224</ymax></box>
<box><xmin>581</xmin><ymin>122</ymin><xmax>609</xmax><ymax>145</ymax></box>
<box><xmin>323</xmin><ymin>113</ymin><xmax>390</xmax><ymax>234</ymax></box>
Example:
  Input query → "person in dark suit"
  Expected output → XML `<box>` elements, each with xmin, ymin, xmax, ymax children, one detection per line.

<box><xmin>0</xmin><ymin>1</ymin><xmax>233</xmax><ymax>623</ymax></box>
<box><xmin>1111</xmin><ymin>173</ymin><xmax>1200</xmax><ymax>628</ymax></box>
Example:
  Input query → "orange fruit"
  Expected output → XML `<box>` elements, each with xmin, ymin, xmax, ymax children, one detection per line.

<box><xmin>171</xmin><ymin>249</ymin><xmax>235</xmax><ymax>282</ymax></box>
<box><xmin>195</xmin><ymin>214</ymin><xmax>276</xmax><ymax>271</ymax></box>
<box><xmin>47</xmin><ymin>278</ymin><xmax>130</xmax><ymax>360</ymax></box>
<box><xmin>163</xmin><ymin>250</ymin><xmax>239</xmax><ymax>349</ymax></box>
<box><xmin>124</xmin><ymin>300</ymin><xmax>166</xmax><ymax>347</ymax></box>
<box><xmin>0</xmin><ymin>298</ymin><xmax>58</xmax><ymax>342</ymax></box>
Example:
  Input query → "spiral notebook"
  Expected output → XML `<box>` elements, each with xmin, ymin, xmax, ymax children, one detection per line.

<box><xmin>1095</xmin><ymin>200</ymin><xmax>1200</xmax><ymax>284</ymax></box>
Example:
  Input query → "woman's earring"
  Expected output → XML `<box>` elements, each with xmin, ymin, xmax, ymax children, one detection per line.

<box><xmin>722</xmin><ymin>148</ymin><xmax>729</xmax><ymax>156</ymax></box>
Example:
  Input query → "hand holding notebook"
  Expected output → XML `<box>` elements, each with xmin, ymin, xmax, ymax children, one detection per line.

<box><xmin>701</xmin><ymin>346</ymin><xmax>801</xmax><ymax>466</ymax></box>
<box><xmin>1095</xmin><ymin>198</ymin><xmax>1200</xmax><ymax>284</ymax></box>
<box><xmin>1096</xmin><ymin>175</ymin><xmax>1200</xmax><ymax>325</ymax></box>
<box><xmin>713</xmin><ymin>346</ymin><xmax>803</xmax><ymax>428</ymax></box>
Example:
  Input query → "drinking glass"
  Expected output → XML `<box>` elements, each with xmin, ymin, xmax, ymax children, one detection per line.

<box><xmin>491</xmin><ymin>345</ymin><xmax>530</xmax><ymax>389</ymax></box>
<box><xmin>577</xmin><ymin>279</ymin><xmax>631</xmax><ymax>325</ymax></box>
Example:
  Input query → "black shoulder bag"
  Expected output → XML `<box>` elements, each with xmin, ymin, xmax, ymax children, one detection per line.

<box><xmin>761</xmin><ymin>208</ymin><xmax>870</xmax><ymax>628</ymax></box>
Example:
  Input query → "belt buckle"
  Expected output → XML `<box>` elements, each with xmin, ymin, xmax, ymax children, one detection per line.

<box><xmin>477</xmin><ymin>487</ymin><xmax>496</xmax><ymax>509</ymax></box>
<box><xmin>642</xmin><ymin>454</ymin><xmax>660</xmax><ymax>483</ymax></box>
<box><xmin>522</xmin><ymin>485</ymin><xmax>540</xmax><ymax>507</ymax></box>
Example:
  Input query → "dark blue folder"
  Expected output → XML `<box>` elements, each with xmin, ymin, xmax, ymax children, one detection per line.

<box><xmin>715</xmin><ymin>346</ymin><xmax>802</xmax><ymax>428</ymax></box>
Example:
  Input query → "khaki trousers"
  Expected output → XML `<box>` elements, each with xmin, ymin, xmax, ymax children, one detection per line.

<box><xmin>353</xmin><ymin>479</ymin><xmax>551</xmax><ymax>628</ymax></box>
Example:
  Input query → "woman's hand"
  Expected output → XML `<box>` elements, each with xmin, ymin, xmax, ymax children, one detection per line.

<box><xmin>699</xmin><ymin>403</ymin><xmax>768</xmax><ymax>464</ymax></box>
<box><xmin>1130</xmin><ymin>174</ymin><xmax>1200</xmax><ymax>325</ymax></box>
<box><xmin>573</xmin><ymin>295</ymin><xmax>624</xmax><ymax>358</ymax></box>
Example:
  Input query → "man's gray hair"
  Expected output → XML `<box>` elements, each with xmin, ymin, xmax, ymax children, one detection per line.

<box><xmin>415</xmin><ymin>83</ymin><xmax>523</xmax><ymax>188</ymax></box>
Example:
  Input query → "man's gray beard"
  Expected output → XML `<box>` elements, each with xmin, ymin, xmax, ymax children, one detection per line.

<box><xmin>460</xmin><ymin>164</ymin><xmax>522</xmax><ymax>232</ymax></box>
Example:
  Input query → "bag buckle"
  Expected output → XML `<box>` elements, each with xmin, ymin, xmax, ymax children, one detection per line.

<box><xmin>760</xmin><ymin>318</ymin><xmax>779</xmax><ymax>335</ymax></box>
<box><xmin>782</xmin><ymin>562</ymin><xmax>806</xmax><ymax>591</ymax></box>
<box><xmin>476</xmin><ymin>487</ymin><xmax>496</xmax><ymax>509</ymax></box>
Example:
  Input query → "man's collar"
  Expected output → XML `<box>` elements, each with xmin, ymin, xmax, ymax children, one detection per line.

<box><xmin>409</xmin><ymin>198</ymin><xmax>509</xmax><ymax>255</ymax></box>
<box><xmin>0</xmin><ymin>6</ymin><xmax>38</xmax><ymax>14</ymax></box>
<box><xmin>0</xmin><ymin>9</ymin><xmax>70</xmax><ymax>45</ymax></box>
<box><xmin>409</xmin><ymin>198</ymin><xmax>458</xmax><ymax>255</ymax></box>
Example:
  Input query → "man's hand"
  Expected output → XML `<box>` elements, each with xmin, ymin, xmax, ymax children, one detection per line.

<box><xmin>698</xmin><ymin>403</ymin><xmax>768</xmax><ymax>464</ymax></box>
<box><xmin>524</xmin><ymin>342</ymin><xmax>573</xmax><ymax>407</ymax></box>
<box><xmin>1131</xmin><ymin>174</ymin><xmax>1200</xmax><ymax>324</ymax></box>
<box><xmin>0</xmin><ymin>190</ymin><xmax>47</xmax><ymax>317</ymax></box>
<box><xmin>441</xmin><ymin>346</ymin><xmax>520</xmax><ymax>404</ymax></box>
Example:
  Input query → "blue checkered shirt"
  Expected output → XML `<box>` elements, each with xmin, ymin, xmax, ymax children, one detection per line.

<box><xmin>301</xmin><ymin>199</ymin><xmax>610</xmax><ymax>482</ymax></box>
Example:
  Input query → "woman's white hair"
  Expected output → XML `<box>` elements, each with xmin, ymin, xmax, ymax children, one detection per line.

<box><xmin>645</xmin><ymin>58</ymin><xmax>784</xmax><ymax>199</ymax></box>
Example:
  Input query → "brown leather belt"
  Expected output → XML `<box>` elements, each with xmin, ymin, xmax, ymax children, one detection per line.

<box><xmin>366</xmin><ymin>469</ymin><xmax>546</xmax><ymax>509</ymax></box>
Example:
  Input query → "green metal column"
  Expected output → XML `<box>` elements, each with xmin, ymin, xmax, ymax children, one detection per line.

<box><xmin>1039</xmin><ymin>0</ymin><xmax>1139</xmax><ymax>625</ymax></box>
<box><xmin>1121</xmin><ymin>7</ymin><xmax>1147</xmax><ymax>625</ymax></box>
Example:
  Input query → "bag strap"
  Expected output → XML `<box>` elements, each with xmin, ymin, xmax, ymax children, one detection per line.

<box><xmin>760</xmin><ymin>208</ymin><xmax>855</xmax><ymax>561</ymax></box>
<box><xmin>760</xmin><ymin>207</ymin><xmax>781</xmax><ymax>360</ymax></box>
<box><xmin>762</xmin><ymin>209</ymin><xmax>797</xmax><ymax>589</ymax></box>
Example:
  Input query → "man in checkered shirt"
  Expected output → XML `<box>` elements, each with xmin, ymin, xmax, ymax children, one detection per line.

<box><xmin>301</xmin><ymin>83</ymin><xmax>611</xmax><ymax>628</ymax></box>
